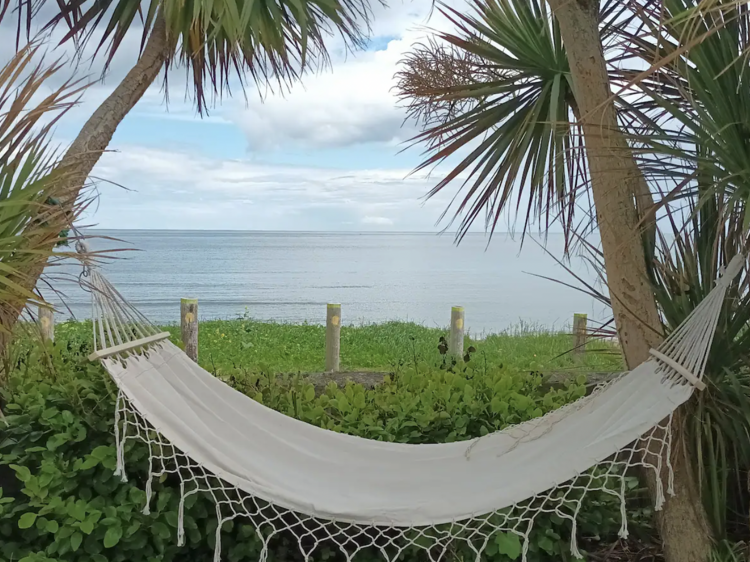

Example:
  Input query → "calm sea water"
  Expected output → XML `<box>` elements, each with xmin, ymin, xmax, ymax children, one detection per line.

<box><xmin>42</xmin><ymin>230</ymin><xmax>610</xmax><ymax>334</ymax></box>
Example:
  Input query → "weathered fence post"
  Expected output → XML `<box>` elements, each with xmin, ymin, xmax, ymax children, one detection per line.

<box><xmin>573</xmin><ymin>313</ymin><xmax>588</xmax><ymax>357</ymax></box>
<box><xmin>326</xmin><ymin>304</ymin><xmax>341</xmax><ymax>372</ymax></box>
<box><xmin>449</xmin><ymin>306</ymin><xmax>464</xmax><ymax>357</ymax></box>
<box><xmin>38</xmin><ymin>305</ymin><xmax>54</xmax><ymax>342</ymax></box>
<box><xmin>181</xmin><ymin>298</ymin><xmax>199</xmax><ymax>362</ymax></box>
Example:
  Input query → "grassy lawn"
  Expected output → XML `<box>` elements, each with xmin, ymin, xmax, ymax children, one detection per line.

<box><xmin>125</xmin><ymin>319</ymin><xmax>627</xmax><ymax>376</ymax></box>
<box><xmin>53</xmin><ymin>318</ymin><xmax>624</xmax><ymax>378</ymax></box>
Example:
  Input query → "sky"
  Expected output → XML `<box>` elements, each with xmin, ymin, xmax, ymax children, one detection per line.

<box><xmin>2</xmin><ymin>0</ymin><xmax>524</xmax><ymax>233</ymax></box>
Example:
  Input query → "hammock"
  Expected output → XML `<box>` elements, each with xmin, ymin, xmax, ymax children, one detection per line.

<box><xmin>82</xmin><ymin>252</ymin><xmax>745</xmax><ymax>562</ymax></box>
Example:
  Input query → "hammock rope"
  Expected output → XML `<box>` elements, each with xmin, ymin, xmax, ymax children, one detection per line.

<box><xmin>81</xmin><ymin>250</ymin><xmax>746</xmax><ymax>562</ymax></box>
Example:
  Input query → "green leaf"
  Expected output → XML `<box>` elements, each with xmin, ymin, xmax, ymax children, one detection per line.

<box><xmin>68</xmin><ymin>502</ymin><xmax>86</xmax><ymax>521</ymax></box>
<box><xmin>126</xmin><ymin>520</ymin><xmax>141</xmax><ymax>537</ymax></box>
<box><xmin>129</xmin><ymin>487</ymin><xmax>144</xmax><ymax>504</ymax></box>
<box><xmin>70</xmin><ymin>531</ymin><xmax>83</xmax><ymax>551</ymax></box>
<box><xmin>58</xmin><ymin>525</ymin><xmax>74</xmax><ymax>539</ymax></box>
<box><xmin>152</xmin><ymin>521</ymin><xmax>171</xmax><ymax>539</ymax></box>
<box><xmin>42</xmin><ymin>407</ymin><xmax>59</xmax><ymax>419</ymax></box>
<box><xmin>103</xmin><ymin>526</ymin><xmax>123</xmax><ymax>548</ymax></box>
<box><xmin>79</xmin><ymin>457</ymin><xmax>99</xmax><ymax>470</ymax></box>
<box><xmin>165</xmin><ymin>511</ymin><xmax>179</xmax><ymax>528</ymax></box>
<box><xmin>46</xmin><ymin>433</ymin><xmax>70</xmax><ymax>451</ymax></box>
<box><xmin>79</xmin><ymin>519</ymin><xmax>95</xmax><ymax>535</ymax></box>
<box><xmin>491</xmin><ymin>397</ymin><xmax>508</xmax><ymax>415</ymax></box>
<box><xmin>538</xmin><ymin>535</ymin><xmax>555</xmax><ymax>554</ymax></box>
<box><xmin>91</xmin><ymin>446</ymin><xmax>111</xmax><ymax>461</ymax></box>
<box><xmin>495</xmin><ymin>531</ymin><xmax>522</xmax><ymax>560</ymax></box>
<box><xmin>304</xmin><ymin>386</ymin><xmax>315</xmax><ymax>402</ymax></box>
<box><xmin>45</xmin><ymin>520</ymin><xmax>59</xmax><ymax>533</ymax></box>
<box><xmin>10</xmin><ymin>464</ymin><xmax>31</xmax><ymax>482</ymax></box>
<box><xmin>18</xmin><ymin>513</ymin><xmax>37</xmax><ymax>529</ymax></box>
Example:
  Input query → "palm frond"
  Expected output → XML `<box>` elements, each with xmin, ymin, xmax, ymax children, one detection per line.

<box><xmin>395</xmin><ymin>0</ymin><xmax>589</xmax><ymax>246</ymax></box>
<box><xmin>0</xmin><ymin>41</ymin><xmax>95</xmax><ymax>338</ymax></box>
<box><xmin>618</xmin><ymin>0</ymin><xmax>750</xmax><ymax>223</ymax></box>
<box><xmin>10</xmin><ymin>0</ymin><xmax>380</xmax><ymax>114</ymax></box>
<box><xmin>650</xmin><ymin>192</ymin><xmax>750</xmax><ymax>541</ymax></box>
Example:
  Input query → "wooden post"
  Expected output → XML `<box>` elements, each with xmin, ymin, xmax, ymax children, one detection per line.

<box><xmin>325</xmin><ymin>304</ymin><xmax>341</xmax><ymax>372</ymax></box>
<box><xmin>38</xmin><ymin>306</ymin><xmax>54</xmax><ymax>342</ymax></box>
<box><xmin>449</xmin><ymin>306</ymin><xmax>464</xmax><ymax>357</ymax></box>
<box><xmin>573</xmin><ymin>313</ymin><xmax>588</xmax><ymax>357</ymax></box>
<box><xmin>181</xmin><ymin>298</ymin><xmax>198</xmax><ymax>362</ymax></box>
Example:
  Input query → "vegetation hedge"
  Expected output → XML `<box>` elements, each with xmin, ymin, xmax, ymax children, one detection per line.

<box><xmin>0</xmin><ymin>324</ymin><xmax>651</xmax><ymax>562</ymax></box>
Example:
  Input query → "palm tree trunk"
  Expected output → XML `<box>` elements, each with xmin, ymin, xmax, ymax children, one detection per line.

<box><xmin>0</xmin><ymin>12</ymin><xmax>169</xmax><ymax>354</ymax></box>
<box><xmin>544</xmin><ymin>0</ymin><xmax>712</xmax><ymax>560</ymax></box>
<box><xmin>57</xmin><ymin>13</ymin><xmax>168</xmax><ymax>204</ymax></box>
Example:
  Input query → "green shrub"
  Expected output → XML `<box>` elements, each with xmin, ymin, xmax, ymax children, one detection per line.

<box><xmin>0</xmin><ymin>330</ymin><xmax>648</xmax><ymax>562</ymax></box>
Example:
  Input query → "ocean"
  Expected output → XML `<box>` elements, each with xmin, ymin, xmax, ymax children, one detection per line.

<box><xmin>41</xmin><ymin>230</ymin><xmax>610</xmax><ymax>335</ymax></box>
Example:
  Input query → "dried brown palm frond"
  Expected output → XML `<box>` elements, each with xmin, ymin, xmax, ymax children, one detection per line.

<box><xmin>396</xmin><ymin>36</ymin><xmax>496</xmax><ymax>144</ymax></box>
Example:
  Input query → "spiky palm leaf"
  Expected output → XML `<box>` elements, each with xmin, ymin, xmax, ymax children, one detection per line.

<box><xmin>614</xmin><ymin>5</ymin><xmax>750</xmax><ymax>538</ymax></box>
<box><xmin>396</xmin><ymin>0</ymin><xmax>582</xmax><ymax>243</ymax></box>
<box><xmin>649</xmin><ymin>194</ymin><xmax>750</xmax><ymax>541</ymax></box>
<box><xmin>395</xmin><ymin>0</ymin><xmax>640</xmax><ymax>245</ymax></box>
<box><xmin>620</xmin><ymin>0</ymin><xmax>750</xmax><ymax>220</ymax></box>
<box><xmin>4</xmin><ymin>0</ymin><xmax>379</xmax><ymax>113</ymax></box>
<box><xmin>0</xmin><ymin>42</ymin><xmax>92</xmax><ymax>341</ymax></box>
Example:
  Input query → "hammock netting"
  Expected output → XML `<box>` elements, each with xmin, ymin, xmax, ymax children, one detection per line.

<box><xmin>79</xmin><ymin>253</ymin><xmax>746</xmax><ymax>562</ymax></box>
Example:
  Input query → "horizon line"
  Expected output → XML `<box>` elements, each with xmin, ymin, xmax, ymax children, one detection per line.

<box><xmin>82</xmin><ymin>228</ymin><xmax>558</xmax><ymax>236</ymax></box>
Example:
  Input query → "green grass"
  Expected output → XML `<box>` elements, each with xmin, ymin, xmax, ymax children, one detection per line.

<box><xmin>89</xmin><ymin>319</ymin><xmax>628</xmax><ymax>377</ymax></box>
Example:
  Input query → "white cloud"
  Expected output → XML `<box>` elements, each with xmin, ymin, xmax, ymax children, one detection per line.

<box><xmin>87</xmin><ymin>144</ymin><xmax>458</xmax><ymax>231</ymax></box>
<box><xmin>361</xmin><ymin>216</ymin><xmax>395</xmax><ymax>225</ymax></box>
<box><xmin>228</xmin><ymin>36</ymin><xmax>419</xmax><ymax>150</ymax></box>
<box><xmin>219</xmin><ymin>0</ymin><xmax>468</xmax><ymax>151</ymax></box>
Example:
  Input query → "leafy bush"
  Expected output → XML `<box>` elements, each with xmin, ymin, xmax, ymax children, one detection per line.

<box><xmin>0</xmin><ymin>330</ymin><xmax>649</xmax><ymax>562</ymax></box>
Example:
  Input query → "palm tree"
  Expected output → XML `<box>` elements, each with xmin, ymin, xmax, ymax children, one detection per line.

<box><xmin>0</xmin><ymin>0</ymin><xmax>380</xmax><ymax>344</ymax></box>
<box><xmin>395</xmin><ymin>0</ymin><xmax>750</xmax><ymax>559</ymax></box>
<box><xmin>396</xmin><ymin>6</ymin><xmax>702</xmax><ymax>555</ymax></box>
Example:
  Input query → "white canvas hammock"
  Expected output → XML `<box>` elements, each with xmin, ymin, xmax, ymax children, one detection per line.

<box><xmin>81</xmin><ymin>249</ymin><xmax>745</xmax><ymax>562</ymax></box>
